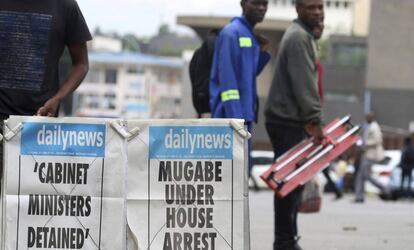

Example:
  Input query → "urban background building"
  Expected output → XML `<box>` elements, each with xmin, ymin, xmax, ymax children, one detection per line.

<box><xmin>366</xmin><ymin>0</ymin><xmax>414</xmax><ymax>132</ymax></box>
<box><xmin>64</xmin><ymin>0</ymin><xmax>411</xmax><ymax>149</ymax></box>
<box><xmin>73</xmin><ymin>36</ymin><xmax>183</xmax><ymax>119</ymax></box>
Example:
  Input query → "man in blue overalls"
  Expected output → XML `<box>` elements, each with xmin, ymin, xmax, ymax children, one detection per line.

<box><xmin>209</xmin><ymin>0</ymin><xmax>270</xmax><ymax>176</ymax></box>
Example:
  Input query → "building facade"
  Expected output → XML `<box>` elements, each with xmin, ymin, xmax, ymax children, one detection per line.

<box><xmin>267</xmin><ymin>0</ymin><xmax>370</xmax><ymax>36</ymax></box>
<box><xmin>268</xmin><ymin>0</ymin><xmax>352</xmax><ymax>35</ymax></box>
<box><xmin>366</xmin><ymin>0</ymin><xmax>414</xmax><ymax>131</ymax></box>
<box><xmin>74</xmin><ymin>52</ymin><xmax>183</xmax><ymax>119</ymax></box>
<box><xmin>321</xmin><ymin>35</ymin><xmax>367</xmax><ymax>124</ymax></box>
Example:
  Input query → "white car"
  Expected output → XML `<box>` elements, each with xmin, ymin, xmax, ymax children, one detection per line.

<box><xmin>249</xmin><ymin>150</ymin><xmax>274</xmax><ymax>189</ymax></box>
<box><xmin>368</xmin><ymin>150</ymin><xmax>402</xmax><ymax>193</ymax></box>
<box><xmin>346</xmin><ymin>150</ymin><xmax>402</xmax><ymax>193</ymax></box>
<box><xmin>249</xmin><ymin>150</ymin><xmax>335</xmax><ymax>190</ymax></box>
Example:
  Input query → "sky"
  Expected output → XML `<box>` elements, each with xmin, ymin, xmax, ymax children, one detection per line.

<box><xmin>77</xmin><ymin>0</ymin><xmax>242</xmax><ymax>37</ymax></box>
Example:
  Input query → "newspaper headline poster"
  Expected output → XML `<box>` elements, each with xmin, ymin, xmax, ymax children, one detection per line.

<box><xmin>127</xmin><ymin>119</ymin><xmax>248</xmax><ymax>250</ymax></box>
<box><xmin>1</xmin><ymin>116</ymin><xmax>127</xmax><ymax>250</ymax></box>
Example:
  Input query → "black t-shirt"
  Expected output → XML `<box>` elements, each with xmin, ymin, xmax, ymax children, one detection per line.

<box><xmin>0</xmin><ymin>0</ymin><xmax>92</xmax><ymax>115</ymax></box>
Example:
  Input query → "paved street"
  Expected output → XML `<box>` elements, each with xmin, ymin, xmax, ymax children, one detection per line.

<box><xmin>250</xmin><ymin>190</ymin><xmax>414</xmax><ymax>250</ymax></box>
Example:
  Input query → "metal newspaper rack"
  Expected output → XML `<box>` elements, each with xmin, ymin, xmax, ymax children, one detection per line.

<box><xmin>261</xmin><ymin>115</ymin><xmax>361</xmax><ymax>198</ymax></box>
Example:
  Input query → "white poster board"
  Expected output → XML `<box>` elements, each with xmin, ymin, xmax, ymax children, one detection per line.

<box><xmin>1</xmin><ymin>116</ymin><xmax>127</xmax><ymax>250</ymax></box>
<box><xmin>126</xmin><ymin>119</ymin><xmax>249</xmax><ymax>250</ymax></box>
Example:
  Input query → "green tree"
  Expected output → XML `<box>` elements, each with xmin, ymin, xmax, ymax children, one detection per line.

<box><xmin>158</xmin><ymin>24</ymin><xmax>170</xmax><ymax>36</ymax></box>
<box><xmin>122</xmin><ymin>34</ymin><xmax>141</xmax><ymax>52</ymax></box>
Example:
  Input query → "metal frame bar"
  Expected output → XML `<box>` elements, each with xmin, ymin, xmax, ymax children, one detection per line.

<box><xmin>272</xmin><ymin>115</ymin><xmax>351</xmax><ymax>173</ymax></box>
<box><xmin>284</xmin><ymin>125</ymin><xmax>360</xmax><ymax>182</ymax></box>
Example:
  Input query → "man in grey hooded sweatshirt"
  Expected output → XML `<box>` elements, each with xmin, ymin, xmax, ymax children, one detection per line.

<box><xmin>264</xmin><ymin>0</ymin><xmax>324</xmax><ymax>249</ymax></box>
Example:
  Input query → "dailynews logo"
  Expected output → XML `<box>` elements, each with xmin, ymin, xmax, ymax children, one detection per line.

<box><xmin>164</xmin><ymin>128</ymin><xmax>232</xmax><ymax>154</ymax></box>
<box><xmin>21</xmin><ymin>123</ymin><xmax>106</xmax><ymax>157</ymax></box>
<box><xmin>150</xmin><ymin>126</ymin><xmax>233</xmax><ymax>159</ymax></box>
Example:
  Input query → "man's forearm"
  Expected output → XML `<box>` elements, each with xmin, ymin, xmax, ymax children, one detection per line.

<box><xmin>36</xmin><ymin>62</ymin><xmax>88</xmax><ymax>116</ymax></box>
<box><xmin>53</xmin><ymin>63</ymin><xmax>89</xmax><ymax>102</ymax></box>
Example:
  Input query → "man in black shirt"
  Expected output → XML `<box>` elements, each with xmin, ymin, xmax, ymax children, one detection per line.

<box><xmin>0</xmin><ymin>0</ymin><xmax>92</xmax><ymax>189</ymax></box>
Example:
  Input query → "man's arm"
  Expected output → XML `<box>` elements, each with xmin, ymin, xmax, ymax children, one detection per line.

<box><xmin>255</xmin><ymin>33</ymin><xmax>271</xmax><ymax>75</ymax></box>
<box><xmin>287</xmin><ymin>35</ymin><xmax>324</xmax><ymax>143</ymax></box>
<box><xmin>37</xmin><ymin>43</ymin><xmax>89</xmax><ymax>116</ymax></box>
<box><xmin>216</xmin><ymin>32</ymin><xmax>243</xmax><ymax>119</ymax></box>
<box><xmin>305</xmin><ymin>122</ymin><xmax>324</xmax><ymax>144</ymax></box>
<box><xmin>257</xmin><ymin>51</ymin><xmax>271</xmax><ymax>75</ymax></box>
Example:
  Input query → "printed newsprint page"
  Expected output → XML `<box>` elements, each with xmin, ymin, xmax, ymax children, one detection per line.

<box><xmin>126</xmin><ymin>119</ymin><xmax>248</xmax><ymax>250</ymax></box>
<box><xmin>1</xmin><ymin>116</ymin><xmax>127</xmax><ymax>250</ymax></box>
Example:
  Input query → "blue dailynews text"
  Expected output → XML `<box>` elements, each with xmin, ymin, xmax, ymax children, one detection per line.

<box><xmin>37</xmin><ymin>125</ymin><xmax>104</xmax><ymax>150</ymax></box>
<box><xmin>164</xmin><ymin>128</ymin><xmax>232</xmax><ymax>154</ymax></box>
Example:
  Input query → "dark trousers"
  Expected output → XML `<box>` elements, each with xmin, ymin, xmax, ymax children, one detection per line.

<box><xmin>401</xmin><ymin>167</ymin><xmax>413</xmax><ymax>197</ymax></box>
<box><xmin>266</xmin><ymin>123</ymin><xmax>307</xmax><ymax>249</ymax></box>
<box><xmin>322</xmin><ymin>167</ymin><xmax>342</xmax><ymax>197</ymax></box>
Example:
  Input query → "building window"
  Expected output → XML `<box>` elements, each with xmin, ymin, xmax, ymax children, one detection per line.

<box><xmin>85</xmin><ymin>68</ymin><xmax>101</xmax><ymax>83</ymax></box>
<box><xmin>76</xmin><ymin>94</ymin><xmax>86</xmax><ymax>110</ymax></box>
<box><xmin>105</xmin><ymin>69</ymin><xmax>117</xmax><ymax>84</ymax></box>
<box><xmin>326</xmin><ymin>1</ymin><xmax>331</xmax><ymax>7</ymax></box>
<box><xmin>103</xmin><ymin>92</ymin><xmax>116</xmax><ymax>110</ymax></box>
<box><xmin>332</xmin><ymin>44</ymin><xmax>367</xmax><ymax>67</ymax></box>
<box><xmin>158</xmin><ymin>71</ymin><xmax>168</xmax><ymax>82</ymax></box>
<box><xmin>127</xmin><ymin>66</ymin><xmax>144</xmax><ymax>74</ymax></box>
<box><xmin>129</xmin><ymin>81</ymin><xmax>145</xmax><ymax>92</ymax></box>
<box><xmin>335</xmin><ymin>1</ymin><xmax>340</xmax><ymax>8</ymax></box>
<box><xmin>79</xmin><ymin>94</ymin><xmax>100</xmax><ymax>109</ymax></box>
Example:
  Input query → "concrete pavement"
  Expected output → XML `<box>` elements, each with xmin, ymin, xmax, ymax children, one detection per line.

<box><xmin>249</xmin><ymin>190</ymin><xmax>414</xmax><ymax>250</ymax></box>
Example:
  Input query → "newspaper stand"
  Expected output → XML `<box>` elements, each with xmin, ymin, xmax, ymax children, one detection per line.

<box><xmin>261</xmin><ymin>116</ymin><xmax>360</xmax><ymax>198</ymax></box>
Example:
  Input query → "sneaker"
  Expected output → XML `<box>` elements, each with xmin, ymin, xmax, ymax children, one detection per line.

<box><xmin>293</xmin><ymin>242</ymin><xmax>304</xmax><ymax>250</ymax></box>
<box><xmin>274</xmin><ymin>237</ymin><xmax>304</xmax><ymax>250</ymax></box>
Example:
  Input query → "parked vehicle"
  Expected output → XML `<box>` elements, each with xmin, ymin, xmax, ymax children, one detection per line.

<box><xmin>346</xmin><ymin>150</ymin><xmax>402</xmax><ymax>194</ymax></box>
<box><xmin>249</xmin><ymin>150</ymin><xmax>332</xmax><ymax>191</ymax></box>
<box><xmin>380</xmin><ymin>166</ymin><xmax>414</xmax><ymax>200</ymax></box>
<box><xmin>249</xmin><ymin>150</ymin><xmax>274</xmax><ymax>189</ymax></box>
<box><xmin>368</xmin><ymin>150</ymin><xmax>402</xmax><ymax>193</ymax></box>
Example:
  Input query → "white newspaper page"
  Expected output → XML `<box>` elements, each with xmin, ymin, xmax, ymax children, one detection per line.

<box><xmin>127</xmin><ymin>119</ymin><xmax>247</xmax><ymax>250</ymax></box>
<box><xmin>2</xmin><ymin>116</ymin><xmax>127</xmax><ymax>250</ymax></box>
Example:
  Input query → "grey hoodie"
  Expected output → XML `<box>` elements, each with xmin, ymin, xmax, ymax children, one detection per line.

<box><xmin>265</xmin><ymin>19</ymin><xmax>322</xmax><ymax>127</ymax></box>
